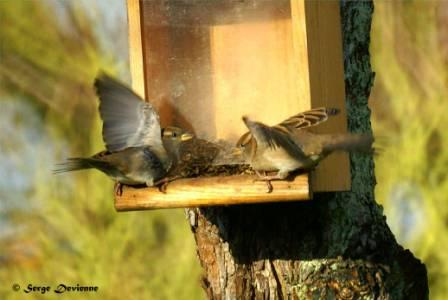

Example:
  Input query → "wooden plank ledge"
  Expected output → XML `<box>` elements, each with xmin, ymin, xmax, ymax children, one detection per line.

<box><xmin>115</xmin><ymin>174</ymin><xmax>310</xmax><ymax>211</ymax></box>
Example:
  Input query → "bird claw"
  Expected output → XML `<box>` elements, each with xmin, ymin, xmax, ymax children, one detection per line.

<box><xmin>158</xmin><ymin>182</ymin><xmax>168</xmax><ymax>194</ymax></box>
<box><xmin>264</xmin><ymin>180</ymin><xmax>273</xmax><ymax>193</ymax></box>
<box><xmin>254</xmin><ymin>179</ymin><xmax>273</xmax><ymax>193</ymax></box>
<box><xmin>153</xmin><ymin>178</ymin><xmax>168</xmax><ymax>193</ymax></box>
<box><xmin>114</xmin><ymin>182</ymin><xmax>123</xmax><ymax>196</ymax></box>
<box><xmin>253</xmin><ymin>171</ymin><xmax>289</xmax><ymax>193</ymax></box>
<box><xmin>154</xmin><ymin>176</ymin><xmax>181</xmax><ymax>194</ymax></box>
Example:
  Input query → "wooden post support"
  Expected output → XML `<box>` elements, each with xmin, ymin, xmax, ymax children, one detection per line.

<box><xmin>115</xmin><ymin>174</ymin><xmax>309</xmax><ymax>211</ymax></box>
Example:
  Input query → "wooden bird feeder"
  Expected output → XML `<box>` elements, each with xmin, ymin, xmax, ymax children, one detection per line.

<box><xmin>116</xmin><ymin>0</ymin><xmax>349</xmax><ymax>211</ymax></box>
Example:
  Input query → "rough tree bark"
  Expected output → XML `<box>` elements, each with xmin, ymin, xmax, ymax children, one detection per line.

<box><xmin>186</xmin><ymin>2</ymin><xmax>428</xmax><ymax>299</ymax></box>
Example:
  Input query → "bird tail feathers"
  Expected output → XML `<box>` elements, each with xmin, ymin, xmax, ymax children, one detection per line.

<box><xmin>322</xmin><ymin>133</ymin><xmax>374</xmax><ymax>154</ymax></box>
<box><xmin>53</xmin><ymin>157</ymin><xmax>108</xmax><ymax>174</ymax></box>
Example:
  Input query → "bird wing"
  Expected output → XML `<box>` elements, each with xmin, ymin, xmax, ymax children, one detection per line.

<box><xmin>289</xmin><ymin>130</ymin><xmax>325</xmax><ymax>157</ymax></box>
<box><xmin>278</xmin><ymin>107</ymin><xmax>339</xmax><ymax>130</ymax></box>
<box><xmin>243</xmin><ymin>117</ymin><xmax>298</xmax><ymax>153</ymax></box>
<box><xmin>94</xmin><ymin>73</ymin><xmax>162</xmax><ymax>152</ymax></box>
<box><xmin>237</xmin><ymin>107</ymin><xmax>339</xmax><ymax>149</ymax></box>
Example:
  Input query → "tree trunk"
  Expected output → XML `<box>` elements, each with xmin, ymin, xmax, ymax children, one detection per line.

<box><xmin>186</xmin><ymin>1</ymin><xmax>428</xmax><ymax>299</ymax></box>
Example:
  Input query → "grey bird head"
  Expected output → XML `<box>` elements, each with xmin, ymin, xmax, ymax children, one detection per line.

<box><xmin>162</xmin><ymin>126</ymin><xmax>194</xmax><ymax>162</ymax></box>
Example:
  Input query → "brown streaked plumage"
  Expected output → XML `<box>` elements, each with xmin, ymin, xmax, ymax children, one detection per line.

<box><xmin>237</xmin><ymin>107</ymin><xmax>373</xmax><ymax>192</ymax></box>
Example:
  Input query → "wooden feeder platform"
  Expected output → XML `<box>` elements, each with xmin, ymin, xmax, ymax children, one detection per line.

<box><xmin>115</xmin><ymin>174</ymin><xmax>309</xmax><ymax>211</ymax></box>
<box><xmin>116</xmin><ymin>0</ymin><xmax>348</xmax><ymax>211</ymax></box>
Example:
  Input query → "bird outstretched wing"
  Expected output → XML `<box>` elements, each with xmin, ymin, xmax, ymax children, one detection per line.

<box><xmin>94</xmin><ymin>73</ymin><xmax>163</xmax><ymax>152</ymax></box>
<box><xmin>242</xmin><ymin>117</ymin><xmax>298</xmax><ymax>153</ymax></box>
<box><xmin>277</xmin><ymin>107</ymin><xmax>339</xmax><ymax>130</ymax></box>
<box><xmin>237</xmin><ymin>107</ymin><xmax>339</xmax><ymax>150</ymax></box>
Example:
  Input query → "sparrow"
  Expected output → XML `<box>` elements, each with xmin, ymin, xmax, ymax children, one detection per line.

<box><xmin>236</xmin><ymin>107</ymin><xmax>373</xmax><ymax>192</ymax></box>
<box><xmin>54</xmin><ymin>74</ymin><xmax>193</xmax><ymax>194</ymax></box>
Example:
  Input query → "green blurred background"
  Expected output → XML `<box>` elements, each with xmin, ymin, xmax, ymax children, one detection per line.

<box><xmin>0</xmin><ymin>1</ymin><xmax>446</xmax><ymax>299</ymax></box>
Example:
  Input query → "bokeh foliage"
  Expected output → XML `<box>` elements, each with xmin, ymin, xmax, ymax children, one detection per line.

<box><xmin>0</xmin><ymin>1</ymin><xmax>203</xmax><ymax>299</ymax></box>
<box><xmin>371</xmin><ymin>2</ymin><xmax>448</xmax><ymax>299</ymax></box>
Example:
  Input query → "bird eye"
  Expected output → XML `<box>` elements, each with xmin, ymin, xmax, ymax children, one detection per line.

<box><xmin>172</xmin><ymin>132</ymin><xmax>177</xmax><ymax>138</ymax></box>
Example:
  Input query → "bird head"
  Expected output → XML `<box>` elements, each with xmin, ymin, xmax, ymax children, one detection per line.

<box><xmin>236</xmin><ymin>116</ymin><xmax>254</xmax><ymax>156</ymax></box>
<box><xmin>162</xmin><ymin>126</ymin><xmax>194</xmax><ymax>142</ymax></box>
<box><xmin>161</xmin><ymin>126</ymin><xmax>194</xmax><ymax>162</ymax></box>
<box><xmin>235</xmin><ymin>130</ymin><xmax>256</xmax><ymax>159</ymax></box>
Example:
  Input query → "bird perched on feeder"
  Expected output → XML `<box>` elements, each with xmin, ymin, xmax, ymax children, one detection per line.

<box><xmin>54</xmin><ymin>74</ymin><xmax>193</xmax><ymax>194</ymax></box>
<box><xmin>236</xmin><ymin>107</ymin><xmax>373</xmax><ymax>192</ymax></box>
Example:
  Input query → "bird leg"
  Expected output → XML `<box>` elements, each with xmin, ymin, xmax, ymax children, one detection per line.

<box><xmin>114</xmin><ymin>182</ymin><xmax>123</xmax><ymax>196</ymax></box>
<box><xmin>254</xmin><ymin>170</ymin><xmax>289</xmax><ymax>193</ymax></box>
<box><xmin>254</xmin><ymin>171</ymin><xmax>273</xmax><ymax>193</ymax></box>
<box><xmin>154</xmin><ymin>175</ymin><xmax>182</xmax><ymax>193</ymax></box>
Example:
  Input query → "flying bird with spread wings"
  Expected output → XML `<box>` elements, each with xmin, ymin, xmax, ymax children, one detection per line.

<box><xmin>236</xmin><ymin>107</ymin><xmax>373</xmax><ymax>192</ymax></box>
<box><xmin>54</xmin><ymin>74</ymin><xmax>193</xmax><ymax>194</ymax></box>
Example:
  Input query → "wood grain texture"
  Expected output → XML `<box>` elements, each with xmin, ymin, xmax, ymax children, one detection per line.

<box><xmin>303</xmin><ymin>1</ymin><xmax>350</xmax><ymax>191</ymax></box>
<box><xmin>115</xmin><ymin>174</ymin><xmax>309</xmax><ymax>211</ymax></box>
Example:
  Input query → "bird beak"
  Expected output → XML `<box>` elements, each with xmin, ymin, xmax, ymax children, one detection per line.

<box><xmin>231</xmin><ymin>147</ymin><xmax>243</xmax><ymax>156</ymax></box>
<box><xmin>181</xmin><ymin>132</ymin><xmax>194</xmax><ymax>141</ymax></box>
